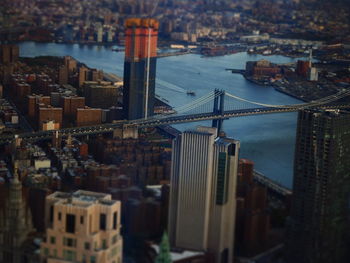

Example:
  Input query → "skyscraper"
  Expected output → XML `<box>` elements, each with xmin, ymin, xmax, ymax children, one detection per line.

<box><xmin>168</xmin><ymin>127</ymin><xmax>240</xmax><ymax>263</ymax></box>
<box><xmin>286</xmin><ymin>109</ymin><xmax>350</xmax><ymax>263</ymax></box>
<box><xmin>0</xmin><ymin>167</ymin><xmax>36</xmax><ymax>263</ymax></box>
<box><xmin>123</xmin><ymin>18</ymin><xmax>158</xmax><ymax>120</ymax></box>
<box><xmin>40</xmin><ymin>190</ymin><xmax>123</xmax><ymax>263</ymax></box>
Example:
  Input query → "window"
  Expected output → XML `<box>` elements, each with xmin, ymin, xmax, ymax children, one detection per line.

<box><xmin>113</xmin><ymin>212</ymin><xmax>117</xmax><ymax>229</ymax></box>
<box><xmin>90</xmin><ymin>256</ymin><xmax>96</xmax><ymax>263</ymax></box>
<box><xmin>102</xmin><ymin>239</ymin><xmax>107</xmax><ymax>249</ymax></box>
<box><xmin>84</xmin><ymin>242</ymin><xmax>90</xmax><ymax>250</ymax></box>
<box><xmin>63</xmin><ymin>237</ymin><xmax>76</xmax><ymax>248</ymax></box>
<box><xmin>112</xmin><ymin>235</ymin><xmax>118</xmax><ymax>244</ymax></box>
<box><xmin>49</xmin><ymin>206</ymin><xmax>54</xmax><ymax>223</ymax></box>
<box><xmin>50</xmin><ymin>236</ymin><xmax>56</xmax><ymax>244</ymax></box>
<box><xmin>80</xmin><ymin>216</ymin><xmax>84</xmax><ymax>224</ymax></box>
<box><xmin>66</xmin><ymin>214</ymin><xmax>76</xmax><ymax>233</ymax></box>
<box><xmin>100</xmin><ymin>213</ymin><xmax>106</xmax><ymax>230</ymax></box>
<box><xmin>58</xmin><ymin>212</ymin><xmax>61</xmax><ymax>221</ymax></box>
<box><xmin>216</xmin><ymin>152</ymin><xmax>229</xmax><ymax>205</ymax></box>
<box><xmin>63</xmin><ymin>250</ymin><xmax>76</xmax><ymax>261</ymax></box>
<box><xmin>42</xmin><ymin>248</ymin><xmax>49</xmax><ymax>257</ymax></box>
<box><xmin>53</xmin><ymin>249</ymin><xmax>57</xmax><ymax>258</ymax></box>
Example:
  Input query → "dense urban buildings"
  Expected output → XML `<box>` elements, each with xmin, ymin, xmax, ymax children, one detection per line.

<box><xmin>286</xmin><ymin>109</ymin><xmax>350</xmax><ymax>263</ymax></box>
<box><xmin>1</xmin><ymin>0</ymin><xmax>350</xmax><ymax>262</ymax></box>
<box><xmin>123</xmin><ymin>18</ymin><xmax>158</xmax><ymax>120</ymax></box>
<box><xmin>168</xmin><ymin>126</ymin><xmax>240</xmax><ymax>263</ymax></box>
<box><xmin>40</xmin><ymin>190</ymin><xmax>123</xmax><ymax>263</ymax></box>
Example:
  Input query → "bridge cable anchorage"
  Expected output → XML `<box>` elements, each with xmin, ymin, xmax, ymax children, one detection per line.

<box><xmin>225</xmin><ymin>90</ymin><xmax>350</xmax><ymax>109</ymax></box>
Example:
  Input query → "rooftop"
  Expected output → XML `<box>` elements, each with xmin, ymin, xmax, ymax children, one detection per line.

<box><xmin>49</xmin><ymin>190</ymin><xmax>117</xmax><ymax>207</ymax></box>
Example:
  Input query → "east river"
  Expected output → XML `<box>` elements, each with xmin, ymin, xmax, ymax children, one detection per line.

<box><xmin>19</xmin><ymin>42</ymin><xmax>303</xmax><ymax>189</ymax></box>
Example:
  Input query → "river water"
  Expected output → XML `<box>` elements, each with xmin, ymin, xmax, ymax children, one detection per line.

<box><xmin>19</xmin><ymin>42</ymin><xmax>302</xmax><ymax>188</ymax></box>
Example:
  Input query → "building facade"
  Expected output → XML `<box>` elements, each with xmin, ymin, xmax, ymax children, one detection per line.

<box><xmin>168</xmin><ymin>127</ymin><xmax>240</xmax><ymax>263</ymax></box>
<box><xmin>0</xmin><ymin>167</ymin><xmax>37</xmax><ymax>263</ymax></box>
<box><xmin>123</xmin><ymin>18</ymin><xmax>158</xmax><ymax>120</ymax></box>
<box><xmin>286</xmin><ymin>109</ymin><xmax>350</xmax><ymax>263</ymax></box>
<box><xmin>40</xmin><ymin>190</ymin><xmax>123</xmax><ymax>263</ymax></box>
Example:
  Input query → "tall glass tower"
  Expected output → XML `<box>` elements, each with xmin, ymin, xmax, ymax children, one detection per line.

<box><xmin>286</xmin><ymin>109</ymin><xmax>350</xmax><ymax>263</ymax></box>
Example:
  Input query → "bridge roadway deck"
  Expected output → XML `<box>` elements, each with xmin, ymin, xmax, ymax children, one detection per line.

<box><xmin>0</xmin><ymin>105</ymin><xmax>348</xmax><ymax>144</ymax></box>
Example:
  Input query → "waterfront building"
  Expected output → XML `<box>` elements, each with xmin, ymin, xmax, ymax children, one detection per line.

<box><xmin>286</xmin><ymin>109</ymin><xmax>350</xmax><ymax>263</ymax></box>
<box><xmin>168</xmin><ymin>126</ymin><xmax>240</xmax><ymax>263</ymax></box>
<box><xmin>123</xmin><ymin>18</ymin><xmax>158</xmax><ymax>120</ymax></box>
<box><xmin>40</xmin><ymin>190</ymin><xmax>123</xmax><ymax>263</ymax></box>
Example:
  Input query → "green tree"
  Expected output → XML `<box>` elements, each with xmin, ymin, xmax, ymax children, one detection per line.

<box><xmin>155</xmin><ymin>232</ymin><xmax>172</xmax><ymax>263</ymax></box>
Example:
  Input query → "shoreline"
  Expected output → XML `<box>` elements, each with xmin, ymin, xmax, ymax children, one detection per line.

<box><xmin>227</xmin><ymin>69</ymin><xmax>310</xmax><ymax>103</ymax></box>
<box><xmin>273</xmin><ymin>86</ymin><xmax>309</xmax><ymax>102</ymax></box>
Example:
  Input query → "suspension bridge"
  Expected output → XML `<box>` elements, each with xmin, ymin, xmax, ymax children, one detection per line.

<box><xmin>0</xmin><ymin>89</ymin><xmax>349</xmax><ymax>144</ymax></box>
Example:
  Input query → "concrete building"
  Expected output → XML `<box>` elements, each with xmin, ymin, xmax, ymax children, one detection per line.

<box><xmin>42</xmin><ymin>120</ymin><xmax>60</xmax><ymax>131</ymax></box>
<box><xmin>83</xmin><ymin>81</ymin><xmax>121</xmax><ymax>109</ymax></box>
<box><xmin>76</xmin><ymin>107</ymin><xmax>102</xmax><ymax>127</ymax></box>
<box><xmin>0</xmin><ymin>44</ymin><xmax>19</xmax><ymax>64</ymax></box>
<box><xmin>296</xmin><ymin>60</ymin><xmax>310</xmax><ymax>77</ymax></box>
<box><xmin>308</xmin><ymin>67</ymin><xmax>318</xmax><ymax>81</ymax></box>
<box><xmin>123</xmin><ymin>18</ymin><xmax>158</xmax><ymax>120</ymax></box>
<box><xmin>59</xmin><ymin>65</ymin><xmax>69</xmax><ymax>85</ymax></box>
<box><xmin>38</xmin><ymin>106</ymin><xmax>63</xmax><ymax>130</ymax></box>
<box><xmin>168</xmin><ymin>126</ymin><xmax>240</xmax><ymax>263</ymax></box>
<box><xmin>41</xmin><ymin>190</ymin><xmax>123</xmax><ymax>263</ymax></box>
<box><xmin>78</xmin><ymin>67</ymin><xmax>89</xmax><ymax>88</ymax></box>
<box><xmin>235</xmin><ymin>159</ymin><xmax>270</xmax><ymax>257</ymax></box>
<box><xmin>286</xmin><ymin>109</ymin><xmax>350</xmax><ymax>263</ymax></box>
<box><xmin>64</xmin><ymin>56</ymin><xmax>77</xmax><ymax>73</ymax></box>
<box><xmin>61</xmin><ymin>96</ymin><xmax>85</xmax><ymax>118</ymax></box>
<box><xmin>27</xmin><ymin>95</ymin><xmax>51</xmax><ymax>118</ymax></box>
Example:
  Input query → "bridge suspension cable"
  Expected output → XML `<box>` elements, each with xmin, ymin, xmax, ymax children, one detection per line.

<box><xmin>174</xmin><ymin>92</ymin><xmax>217</xmax><ymax>113</ymax></box>
<box><xmin>225</xmin><ymin>90</ymin><xmax>350</xmax><ymax>109</ymax></box>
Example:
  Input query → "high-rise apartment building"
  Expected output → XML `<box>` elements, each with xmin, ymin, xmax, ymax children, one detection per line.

<box><xmin>123</xmin><ymin>18</ymin><xmax>158</xmax><ymax>120</ymax></box>
<box><xmin>0</xmin><ymin>44</ymin><xmax>19</xmax><ymax>64</ymax></box>
<box><xmin>40</xmin><ymin>190</ymin><xmax>123</xmax><ymax>263</ymax></box>
<box><xmin>286</xmin><ymin>109</ymin><xmax>350</xmax><ymax>263</ymax></box>
<box><xmin>168</xmin><ymin>126</ymin><xmax>240</xmax><ymax>263</ymax></box>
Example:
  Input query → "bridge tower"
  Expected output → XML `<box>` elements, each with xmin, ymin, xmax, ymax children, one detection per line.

<box><xmin>212</xmin><ymin>89</ymin><xmax>225</xmax><ymax>134</ymax></box>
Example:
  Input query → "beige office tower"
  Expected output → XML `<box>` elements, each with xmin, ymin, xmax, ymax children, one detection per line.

<box><xmin>168</xmin><ymin>126</ymin><xmax>240</xmax><ymax>263</ymax></box>
<box><xmin>40</xmin><ymin>190</ymin><xmax>123</xmax><ymax>263</ymax></box>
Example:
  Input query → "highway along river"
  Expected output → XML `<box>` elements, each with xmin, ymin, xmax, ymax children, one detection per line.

<box><xmin>19</xmin><ymin>42</ymin><xmax>303</xmax><ymax>188</ymax></box>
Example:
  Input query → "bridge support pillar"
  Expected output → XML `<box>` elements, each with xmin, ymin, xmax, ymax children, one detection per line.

<box><xmin>212</xmin><ymin>89</ymin><xmax>225</xmax><ymax>135</ymax></box>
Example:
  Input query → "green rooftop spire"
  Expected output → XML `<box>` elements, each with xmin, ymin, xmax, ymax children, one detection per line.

<box><xmin>155</xmin><ymin>232</ymin><xmax>172</xmax><ymax>263</ymax></box>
